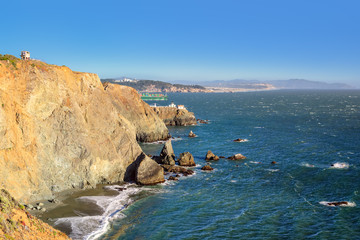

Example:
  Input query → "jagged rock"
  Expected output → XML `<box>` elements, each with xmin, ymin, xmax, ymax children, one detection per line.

<box><xmin>168</xmin><ymin>176</ymin><xmax>178</xmax><ymax>181</ymax></box>
<box><xmin>188</xmin><ymin>131</ymin><xmax>197</xmax><ymax>137</ymax></box>
<box><xmin>228</xmin><ymin>154</ymin><xmax>246</xmax><ymax>160</ymax></box>
<box><xmin>135</xmin><ymin>153</ymin><xmax>165</xmax><ymax>185</ymax></box>
<box><xmin>162</xmin><ymin>165</ymin><xmax>194</xmax><ymax>176</ymax></box>
<box><xmin>205</xmin><ymin>150</ymin><xmax>219</xmax><ymax>161</ymax></box>
<box><xmin>156</xmin><ymin>139</ymin><xmax>176</xmax><ymax>165</ymax></box>
<box><xmin>201</xmin><ymin>165</ymin><xmax>214</xmax><ymax>171</ymax></box>
<box><xmin>178</xmin><ymin>152</ymin><xmax>195</xmax><ymax>166</ymax></box>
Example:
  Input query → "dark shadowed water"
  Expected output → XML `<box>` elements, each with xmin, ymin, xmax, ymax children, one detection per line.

<box><xmin>54</xmin><ymin>90</ymin><xmax>360</xmax><ymax>239</ymax></box>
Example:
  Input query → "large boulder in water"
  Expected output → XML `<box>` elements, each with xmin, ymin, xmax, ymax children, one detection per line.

<box><xmin>136</xmin><ymin>153</ymin><xmax>165</xmax><ymax>185</ymax></box>
<box><xmin>178</xmin><ymin>152</ymin><xmax>195</xmax><ymax>166</ymax></box>
<box><xmin>156</xmin><ymin>139</ymin><xmax>176</xmax><ymax>165</ymax></box>
<box><xmin>205</xmin><ymin>150</ymin><xmax>219</xmax><ymax>161</ymax></box>
<box><xmin>228</xmin><ymin>153</ymin><xmax>246</xmax><ymax>160</ymax></box>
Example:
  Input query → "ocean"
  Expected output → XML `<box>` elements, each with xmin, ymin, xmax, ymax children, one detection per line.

<box><xmin>47</xmin><ymin>90</ymin><xmax>360</xmax><ymax>239</ymax></box>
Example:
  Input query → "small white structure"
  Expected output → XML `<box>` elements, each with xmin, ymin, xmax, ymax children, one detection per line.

<box><xmin>169</xmin><ymin>102</ymin><xmax>176</xmax><ymax>108</ymax></box>
<box><xmin>177</xmin><ymin>105</ymin><xmax>186</xmax><ymax>109</ymax></box>
<box><xmin>21</xmin><ymin>51</ymin><xmax>30</xmax><ymax>60</ymax></box>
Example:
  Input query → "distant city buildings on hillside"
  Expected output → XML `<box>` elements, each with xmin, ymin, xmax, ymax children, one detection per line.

<box><xmin>113</xmin><ymin>77</ymin><xmax>138</xmax><ymax>83</ymax></box>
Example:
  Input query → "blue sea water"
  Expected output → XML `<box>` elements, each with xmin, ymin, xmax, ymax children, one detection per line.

<box><xmin>56</xmin><ymin>90</ymin><xmax>360</xmax><ymax>239</ymax></box>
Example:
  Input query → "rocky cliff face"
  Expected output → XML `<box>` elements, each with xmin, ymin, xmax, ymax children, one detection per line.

<box><xmin>0</xmin><ymin>59</ymin><xmax>168</xmax><ymax>202</ymax></box>
<box><xmin>152</xmin><ymin>107</ymin><xmax>197</xmax><ymax>126</ymax></box>
<box><xmin>103</xmin><ymin>82</ymin><xmax>169</xmax><ymax>142</ymax></box>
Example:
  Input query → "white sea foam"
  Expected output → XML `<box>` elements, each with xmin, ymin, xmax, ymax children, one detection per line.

<box><xmin>300</xmin><ymin>163</ymin><xmax>315</xmax><ymax>168</ymax></box>
<box><xmin>265</xmin><ymin>169</ymin><xmax>279</xmax><ymax>172</ymax></box>
<box><xmin>249</xmin><ymin>161</ymin><xmax>261</xmax><ymax>164</ymax></box>
<box><xmin>329</xmin><ymin>162</ymin><xmax>349</xmax><ymax>169</ymax></box>
<box><xmin>319</xmin><ymin>201</ymin><xmax>356</xmax><ymax>207</ymax></box>
<box><xmin>54</xmin><ymin>184</ymin><xmax>157</xmax><ymax>240</ymax></box>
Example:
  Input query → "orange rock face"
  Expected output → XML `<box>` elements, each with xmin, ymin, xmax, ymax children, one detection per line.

<box><xmin>0</xmin><ymin>58</ymin><xmax>168</xmax><ymax>202</ymax></box>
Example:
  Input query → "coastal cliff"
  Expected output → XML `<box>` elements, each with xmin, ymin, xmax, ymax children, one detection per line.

<box><xmin>0</xmin><ymin>57</ymin><xmax>168</xmax><ymax>202</ymax></box>
<box><xmin>152</xmin><ymin>107</ymin><xmax>197</xmax><ymax>126</ymax></box>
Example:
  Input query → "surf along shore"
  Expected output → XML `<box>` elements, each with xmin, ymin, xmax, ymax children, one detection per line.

<box><xmin>0</xmin><ymin>55</ymin><xmax>202</xmax><ymax>239</ymax></box>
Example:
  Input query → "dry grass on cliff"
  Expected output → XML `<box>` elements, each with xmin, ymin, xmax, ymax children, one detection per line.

<box><xmin>0</xmin><ymin>189</ymin><xmax>70</xmax><ymax>240</ymax></box>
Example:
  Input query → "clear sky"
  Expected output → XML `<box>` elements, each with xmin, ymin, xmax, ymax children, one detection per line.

<box><xmin>2</xmin><ymin>0</ymin><xmax>360</xmax><ymax>86</ymax></box>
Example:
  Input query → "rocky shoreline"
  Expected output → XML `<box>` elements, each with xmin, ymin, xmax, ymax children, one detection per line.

<box><xmin>0</xmin><ymin>56</ymin><xmax>251</xmax><ymax>239</ymax></box>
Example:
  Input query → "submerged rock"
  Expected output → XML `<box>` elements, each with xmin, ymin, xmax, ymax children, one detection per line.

<box><xmin>319</xmin><ymin>201</ymin><xmax>355</xmax><ymax>207</ymax></box>
<box><xmin>135</xmin><ymin>153</ymin><xmax>165</xmax><ymax>185</ymax></box>
<box><xmin>228</xmin><ymin>154</ymin><xmax>246</xmax><ymax>160</ymax></box>
<box><xmin>201</xmin><ymin>165</ymin><xmax>214</xmax><ymax>171</ymax></box>
<box><xmin>233</xmin><ymin>138</ymin><xmax>245</xmax><ymax>142</ymax></box>
<box><xmin>178</xmin><ymin>152</ymin><xmax>196</xmax><ymax>166</ymax></box>
<box><xmin>168</xmin><ymin>176</ymin><xmax>179</xmax><ymax>181</ymax></box>
<box><xmin>162</xmin><ymin>165</ymin><xmax>194</xmax><ymax>176</ymax></box>
<box><xmin>205</xmin><ymin>150</ymin><xmax>219</xmax><ymax>161</ymax></box>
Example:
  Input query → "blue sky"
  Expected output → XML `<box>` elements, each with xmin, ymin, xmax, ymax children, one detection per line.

<box><xmin>2</xmin><ymin>0</ymin><xmax>360</xmax><ymax>86</ymax></box>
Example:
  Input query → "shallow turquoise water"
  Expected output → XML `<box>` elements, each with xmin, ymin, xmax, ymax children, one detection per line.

<box><xmin>56</xmin><ymin>90</ymin><xmax>360</xmax><ymax>239</ymax></box>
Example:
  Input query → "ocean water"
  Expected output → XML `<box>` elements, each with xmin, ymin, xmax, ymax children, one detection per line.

<box><xmin>52</xmin><ymin>90</ymin><xmax>360</xmax><ymax>239</ymax></box>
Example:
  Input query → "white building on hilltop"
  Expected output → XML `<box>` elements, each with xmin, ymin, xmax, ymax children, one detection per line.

<box><xmin>21</xmin><ymin>51</ymin><xmax>30</xmax><ymax>60</ymax></box>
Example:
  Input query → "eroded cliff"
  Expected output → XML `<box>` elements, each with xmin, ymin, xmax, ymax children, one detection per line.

<box><xmin>0</xmin><ymin>58</ymin><xmax>168</xmax><ymax>202</ymax></box>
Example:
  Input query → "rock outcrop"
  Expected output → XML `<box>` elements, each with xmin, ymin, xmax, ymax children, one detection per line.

<box><xmin>0</xmin><ymin>58</ymin><xmax>168</xmax><ymax>202</ymax></box>
<box><xmin>155</xmin><ymin>139</ymin><xmax>176</xmax><ymax>165</ymax></box>
<box><xmin>201</xmin><ymin>165</ymin><xmax>214</xmax><ymax>171</ymax></box>
<box><xmin>103</xmin><ymin>82</ymin><xmax>169</xmax><ymax>142</ymax></box>
<box><xmin>178</xmin><ymin>152</ymin><xmax>195</xmax><ymax>166</ymax></box>
<box><xmin>205</xmin><ymin>150</ymin><xmax>219</xmax><ymax>161</ymax></box>
<box><xmin>135</xmin><ymin>153</ymin><xmax>165</xmax><ymax>185</ymax></box>
<box><xmin>152</xmin><ymin>107</ymin><xmax>197</xmax><ymax>126</ymax></box>
<box><xmin>188</xmin><ymin>130</ymin><xmax>197</xmax><ymax>138</ymax></box>
<box><xmin>162</xmin><ymin>165</ymin><xmax>194</xmax><ymax>176</ymax></box>
<box><xmin>0</xmin><ymin>189</ymin><xmax>69</xmax><ymax>239</ymax></box>
<box><xmin>228</xmin><ymin>154</ymin><xmax>247</xmax><ymax>160</ymax></box>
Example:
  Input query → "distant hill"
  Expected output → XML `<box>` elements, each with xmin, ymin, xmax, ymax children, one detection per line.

<box><xmin>267</xmin><ymin>79</ymin><xmax>353</xmax><ymax>89</ymax></box>
<box><xmin>101</xmin><ymin>78</ymin><xmax>209</xmax><ymax>92</ymax></box>
<box><xmin>195</xmin><ymin>79</ymin><xmax>354</xmax><ymax>90</ymax></box>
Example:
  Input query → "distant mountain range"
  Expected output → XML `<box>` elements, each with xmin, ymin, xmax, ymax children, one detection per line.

<box><xmin>102</xmin><ymin>77</ymin><xmax>355</xmax><ymax>92</ymax></box>
<box><xmin>186</xmin><ymin>79</ymin><xmax>355</xmax><ymax>90</ymax></box>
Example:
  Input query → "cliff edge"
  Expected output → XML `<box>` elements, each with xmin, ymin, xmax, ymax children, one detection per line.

<box><xmin>0</xmin><ymin>57</ymin><xmax>168</xmax><ymax>202</ymax></box>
